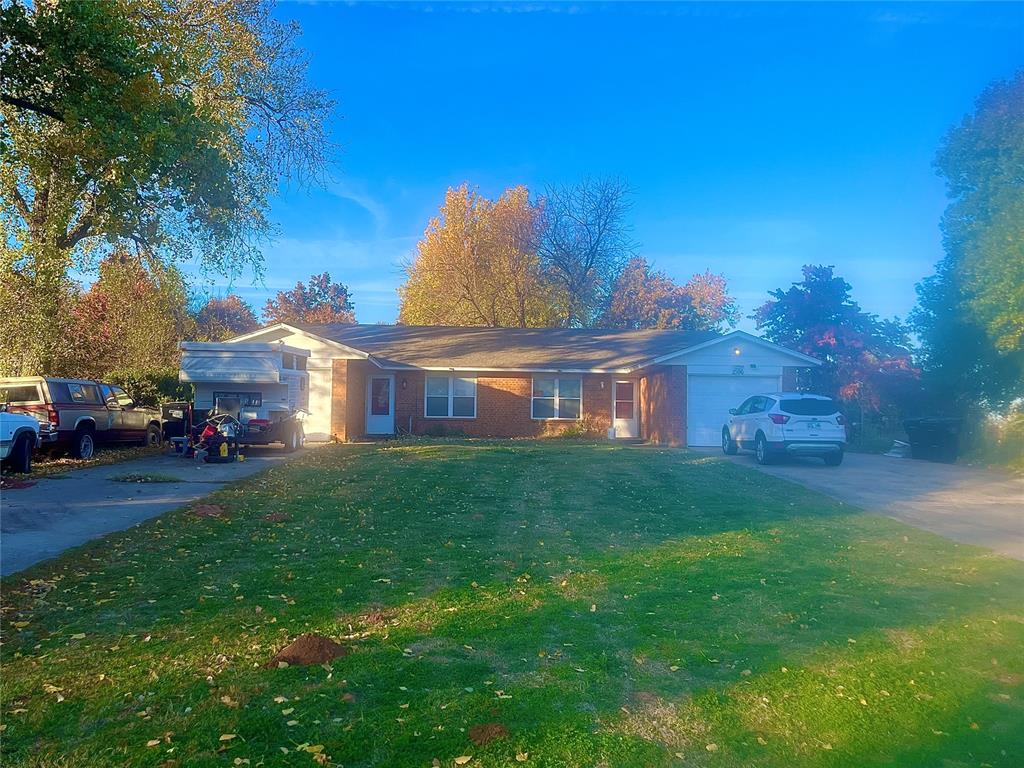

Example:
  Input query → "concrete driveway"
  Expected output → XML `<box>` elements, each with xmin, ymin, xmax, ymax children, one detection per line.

<box><xmin>1</xmin><ymin>446</ymin><xmax>310</xmax><ymax>576</ymax></box>
<box><xmin>709</xmin><ymin>449</ymin><xmax>1024</xmax><ymax>560</ymax></box>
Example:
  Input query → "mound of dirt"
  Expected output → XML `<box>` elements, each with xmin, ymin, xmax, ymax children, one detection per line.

<box><xmin>263</xmin><ymin>512</ymin><xmax>292</xmax><ymax>523</ymax></box>
<box><xmin>192</xmin><ymin>504</ymin><xmax>226</xmax><ymax>519</ymax></box>
<box><xmin>265</xmin><ymin>634</ymin><xmax>349</xmax><ymax>668</ymax></box>
<box><xmin>469</xmin><ymin>723</ymin><xmax>508</xmax><ymax>746</ymax></box>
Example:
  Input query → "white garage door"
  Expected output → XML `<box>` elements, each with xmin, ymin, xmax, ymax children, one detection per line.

<box><xmin>687</xmin><ymin>374</ymin><xmax>780</xmax><ymax>446</ymax></box>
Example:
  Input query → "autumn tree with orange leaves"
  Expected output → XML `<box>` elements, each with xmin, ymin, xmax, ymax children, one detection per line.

<box><xmin>194</xmin><ymin>295</ymin><xmax>260</xmax><ymax>340</ymax></box>
<box><xmin>602</xmin><ymin>257</ymin><xmax>738</xmax><ymax>331</ymax></box>
<box><xmin>263</xmin><ymin>273</ymin><xmax>356</xmax><ymax>325</ymax></box>
<box><xmin>755</xmin><ymin>265</ymin><xmax>919</xmax><ymax>413</ymax></box>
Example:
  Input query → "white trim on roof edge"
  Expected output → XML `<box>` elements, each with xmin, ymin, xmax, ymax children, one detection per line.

<box><xmin>226</xmin><ymin>323</ymin><xmax>372</xmax><ymax>359</ymax></box>
<box><xmin>377</xmin><ymin>365</ymin><xmax>635</xmax><ymax>374</ymax></box>
<box><xmin>649</xmin><ymin>330</ymin><xmax>821</xmax><ymax>366</ymax></box>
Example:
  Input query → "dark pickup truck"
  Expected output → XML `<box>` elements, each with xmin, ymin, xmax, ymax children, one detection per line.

<box><xmin>0</xmin><ymin>377</ymin><xmax>163</xmax><ymax>459</ymax></box>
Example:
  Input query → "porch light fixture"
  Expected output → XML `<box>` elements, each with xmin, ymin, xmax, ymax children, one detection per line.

<box><xmin>733</xmin><ymin>347</ymin><xmax>741</xmax><ymax>355</ymax></box>
<box><xmin>401</xmin><ymin>378</ymin><xmax>407</xmax><ymax>390</ymax></box>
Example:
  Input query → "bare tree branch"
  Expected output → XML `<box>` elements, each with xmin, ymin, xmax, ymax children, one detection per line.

<box><xmin>537</xmin><ymin>177</ymin><xmax>636</xmax><ymax>326</ymax></box>
<box><xmin>0</xmin><ymin>94</ymin><xmax>65</xmax><ymax>121</ymax></box>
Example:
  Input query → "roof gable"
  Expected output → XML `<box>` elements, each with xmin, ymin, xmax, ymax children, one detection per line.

<box><xmin>652</xmin><ymin>330</ymin><xmax>821</xmax><ymax>366</ymax></box>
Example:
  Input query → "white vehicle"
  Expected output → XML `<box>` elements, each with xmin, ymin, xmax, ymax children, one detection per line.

<box><xmin>722</xmin><ymin>392</ymin><xmax>846</xmax><ymax>466</ymax></box>
<box><xmin>1</xmin><ymin>408</ymin><xmax>42</xmax><ymax>474</ymax></box>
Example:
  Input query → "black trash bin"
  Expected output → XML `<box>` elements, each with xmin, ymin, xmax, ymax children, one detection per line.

<box><xmin>903</xmin><ymin>417</ymin><xmax>962</xmax><ymax>463</ymax></box>
<box><xmin>161</xmin><ymin>401</ymin><xmax>192</xmax><ymax>441</ymax></box>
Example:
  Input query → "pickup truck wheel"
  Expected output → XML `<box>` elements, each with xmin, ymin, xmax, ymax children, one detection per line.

<box><xmin>9</xmin><ymin>433</ymin><xmax>33</xmax><ymax>474</ymax></box>
<box><xmin>73</xmin><ymin>429</ymin><xmax>95</xmax><ymax>460</ymax></box>
<box><xmin>283</xmin><ymin>426</ymin><xmax>299</xmax><ymax>453</ymax></box>
<box><xmin>143</xmin><ymin>424</ymin><xmax>162</xmax><ymax>447</ymax></box>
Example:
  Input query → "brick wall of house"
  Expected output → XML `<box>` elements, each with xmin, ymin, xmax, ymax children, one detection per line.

<box><xmin>638</xmin><ymin>365</ymin><xmax>687</xmax><ymax>446</ymax></box>
<box><xmin>332</xmin><ymin>365</ymin><xmax>686</xmax><ymax>444</ymax></box>
<box><xmin>330</xmin><ymin>359</ymin><xmax>368</xmax><ymax>440</ymax></box>
<box><xmin>390</xmin><ymin>371</ymin><xmax>618</xmax><ymax>438</ymax></box>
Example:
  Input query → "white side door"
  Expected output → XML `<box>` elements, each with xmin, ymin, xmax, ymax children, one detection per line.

<box><xmin>304</xmin><ymin>365</ymin><xmax>333</xmax><ymax>441</ymax></box>
<box><xmin>365</xmin><ymin>374</ymin><xmax>395</xmax><ymax>435</ymax></box>
<box><xmin>612</xmin><ymin>380</ymin><xmax>638</xmax><ymax>438</ymax></box>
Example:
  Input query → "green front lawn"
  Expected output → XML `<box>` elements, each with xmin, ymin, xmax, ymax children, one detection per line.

<box><xmin>2</xmin><ymin>442</ymin><xmax>1022</xmax><ymax>767</ymax></box>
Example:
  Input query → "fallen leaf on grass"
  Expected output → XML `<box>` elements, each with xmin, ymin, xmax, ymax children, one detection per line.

<box><xmin>515</xmin><ymin>752</ymin><xmax>529</xmax><ymax>762</ymax></box>
<box><xmin>454</xmin><ymin>758</ymin><xmax>472</xmax><ymax>766</ymax></box>
<box><xmin>147</xmin><ymin>739</ymin><xmax>162</xmax><ymax>747</ymax></box>
<box><xmin>219</xmin><ymin>734</ymin><xmax>236</xmax><ymax>742</ymax></box>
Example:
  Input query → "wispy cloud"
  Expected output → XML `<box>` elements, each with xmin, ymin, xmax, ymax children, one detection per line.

<box><xmin>326</xmin><ymin>179</ymin><xmax>391</xmax><ymax>235</ymax></box>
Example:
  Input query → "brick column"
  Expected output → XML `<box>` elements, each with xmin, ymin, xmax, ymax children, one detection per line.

<box><xmin>667</xmin><ymin>365</ymin><xmax>687</xmax><ymax>446</ymax></box>
<box><xmin>331</xmin><ymin>359</ymin><xmax>349</xmax><ymax>441</ymax></box>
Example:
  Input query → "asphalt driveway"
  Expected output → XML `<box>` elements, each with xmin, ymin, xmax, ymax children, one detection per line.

<box><xmin>709</xmin><ymin>449</ymin><xmax>1024</xmax><ymax>560</ymax></box>
<box><xmin>1</xmin><ymin>446</ymin><xmax>310</xmax><ymax>576</ymax></box>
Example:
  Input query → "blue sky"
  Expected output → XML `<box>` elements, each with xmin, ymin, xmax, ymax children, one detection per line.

<box><xmin>213</xmin><ymin>1</ymin><xmax>1022</xmax><ymax>329</ymax></box>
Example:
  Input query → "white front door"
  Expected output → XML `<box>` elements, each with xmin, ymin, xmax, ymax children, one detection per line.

<box><xmin>365</xmin><ymin>374</ymin><xmax>395</xmax><ymax>435</ymax></box>
<box><xmin>613</xmin><ymin>380</ymin><xmax>638</xmax><ymax>438</ymax></box>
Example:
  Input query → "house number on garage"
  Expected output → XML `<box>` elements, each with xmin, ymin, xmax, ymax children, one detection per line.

<box><xmin>732</xmin><ymin>366</ymin><xmax>744</xmax><ymax>375</ymax></box>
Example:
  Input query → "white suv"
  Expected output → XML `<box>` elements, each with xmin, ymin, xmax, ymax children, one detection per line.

<box><xmin>1</xmin><ymin>407</ymin><xmax>41</xmax><ymax>474</ymax></box>
<box><xmin>722</xmin><ymin>392</ymin><xmax>846</xmax><ymax>466</ymax></box>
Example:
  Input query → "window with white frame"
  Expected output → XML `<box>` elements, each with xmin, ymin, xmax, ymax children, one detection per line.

<box><xmin>531</xmin><ymin>377</ymin><xmax>582</xmax><ymax>420</ymax></box>
<box><xmin>425</xmin><ymin>376</ymin><xmax>477</xmax><ymax>418</ymax></box>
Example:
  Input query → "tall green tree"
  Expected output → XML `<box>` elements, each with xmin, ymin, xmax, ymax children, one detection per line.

<box><xmin>912</xmin><ymin>71</ymin><xmax>1024</xmax><ymax>410</ymax></box>
<box><xmin>0</xmin><ymin>0</ymin><xmax>332</xmax><ymax>374</ymax></box>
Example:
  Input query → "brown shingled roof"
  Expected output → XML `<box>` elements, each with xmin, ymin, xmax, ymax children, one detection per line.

<box><xmin>289</xmin><ymin>323</ymin><xmax>720</xmax><ymax>371</ymax></box>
